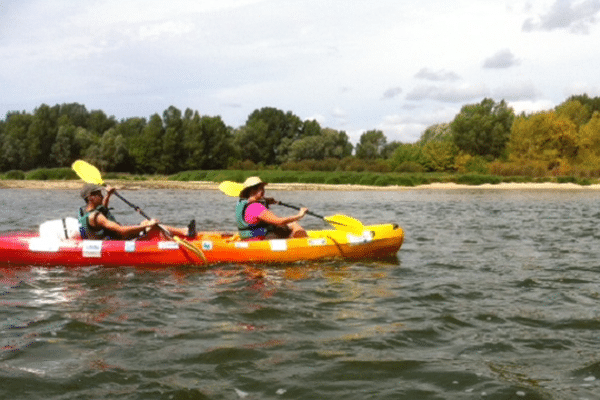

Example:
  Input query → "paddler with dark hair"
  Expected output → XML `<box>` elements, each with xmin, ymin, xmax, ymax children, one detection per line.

<box><xmin>236</xmin><ymin>177</ymin><xmax>308</xmax><ymax>240</ymax></box>
<box><xmin>78</xmin><ymin>184</ymin><xmax>195</xmax><ymax>240</ymax></box>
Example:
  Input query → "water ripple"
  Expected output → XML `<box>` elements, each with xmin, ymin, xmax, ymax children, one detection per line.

<box><xmin>2</xmin><ymin>189</ymin><xmax>600</xmax><ymax>399</ymax></box>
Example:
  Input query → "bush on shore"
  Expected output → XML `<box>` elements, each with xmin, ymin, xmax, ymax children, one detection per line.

<box><xmin>2</xmin><ymin>170</ymin><xmax>26</xmax><ymax>180</ymax></box>
<box><xmin>24</xmin><ymin>168</ymin><xmax>78</xmax><ymax>180</ymax></box>
<box><xmin>3</xmin><ymin>167</ymin><xmax>599</xmax><ymax>187</ymax></box>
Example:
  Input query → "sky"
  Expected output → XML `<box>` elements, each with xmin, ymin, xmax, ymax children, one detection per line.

<box><xmin>2</xmin><ymin>0</ymin><xmax>600</xmax><ymax>144</ymax></box>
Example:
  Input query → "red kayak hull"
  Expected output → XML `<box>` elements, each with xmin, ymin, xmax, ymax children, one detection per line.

<box><xmin>0</xmin><ymin>224</ymin><xmax>404</xmax><ymax>267</ymax></box>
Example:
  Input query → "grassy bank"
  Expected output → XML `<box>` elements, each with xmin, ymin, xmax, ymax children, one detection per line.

<box><xmin>1</xmin><ymin>168</ymin><xmax>596</xmax><ymax>187</ymax></box>
<box><xmin>168</xmin><ymin>170</ymin><xmax>596</xmax><ymax>186</ymax></box>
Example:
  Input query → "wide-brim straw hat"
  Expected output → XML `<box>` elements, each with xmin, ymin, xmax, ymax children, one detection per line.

<box><xmin>80</xmin><ymin>183</ymin><xmax>103</xmax><ymax>200</ymax></box>
<box><xmin>240</xmin><ymin>176</ymin><xmax>267</xmax><ymax>198</ymax></box>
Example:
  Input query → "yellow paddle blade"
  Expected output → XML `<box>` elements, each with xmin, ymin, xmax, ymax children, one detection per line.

<box><xmin>72</xmin><ymin>160</ymin><xmax>105</xmax><ymax>185</ymax></box>
<box><xmin>324</xmin><ymin>214</ymin><xmax>365</xmax><ymax>233</ymax></box>
<box><xmin>173</xmin><ymin>236</ymin><xmax>206</xmax><ymax>262</ymax></box>
<box><xmin>219</xmin><ymin>181</ymin><xmax>244</xmax><ymax>197</ymax></box>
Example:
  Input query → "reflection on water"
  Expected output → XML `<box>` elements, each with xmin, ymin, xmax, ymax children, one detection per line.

<box><xmin>2</xmin><ymin>189</ymin><xmax>600</xmax><ymax>399</ymax></box>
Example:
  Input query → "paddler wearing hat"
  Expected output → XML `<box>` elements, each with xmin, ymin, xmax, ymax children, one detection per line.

<box><xmin>235</xmin><ymin>177</ymin><xmax>308</xmax><ymax>240</ymax></box>
<box><xmin>77</xmin><ymin>183</ymin><xmax>194</xmax><ymax>240</ymax></box>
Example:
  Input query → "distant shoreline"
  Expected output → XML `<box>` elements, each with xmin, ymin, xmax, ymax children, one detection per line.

<box><xmin>2</xmin><ymin>180</ymin><xmax>600</xmax><ymax>191</ymax></box>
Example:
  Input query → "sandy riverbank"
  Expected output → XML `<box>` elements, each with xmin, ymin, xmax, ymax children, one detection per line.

<box><xmin>2</xmin><ymin>180</ymin><xmax>600</xmax><ymax>191</ymax></box>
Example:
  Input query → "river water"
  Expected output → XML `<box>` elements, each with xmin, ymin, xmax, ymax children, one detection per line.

<box><xmin>1</xmin><ymin>188</ymin><xmax>600</xmax><ymax>400</ymax></box>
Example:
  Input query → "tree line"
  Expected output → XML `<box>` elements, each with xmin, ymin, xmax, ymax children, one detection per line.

<box><xmin>2</xmin><ymin>94</ymin><xmax>600</xmax><ymax>176</ymax></box>
<box><xmin>391</xmin><ymin>94</ymin><xmax>600</xmax><ymax>177</ymax></box>
<box><xmin>0</xmin><ymin>104</ymin><xmax>359</xmax><ymax>173</ymax></box>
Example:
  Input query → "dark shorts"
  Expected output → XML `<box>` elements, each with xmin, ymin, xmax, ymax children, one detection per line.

<box><xmin>271</xmin><ymin>225</ymin><xmax>292</xmax><ymax>238</ymax></box>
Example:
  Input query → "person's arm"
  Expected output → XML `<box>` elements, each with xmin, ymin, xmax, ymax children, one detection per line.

<box><xmin>103</xmin><ymin>185</ymin><xmax>116</xmax><ymax>208</ymax></box>
<box><xmin>91</xmin><ymin>212</ymin><xmax>158</xmax><ymax>237</ymax></box>
<box><xmin>258</xmin><ymin>207</ymin><xmax>307</xmax><ymax>226</ymax></box>
<box><xmin>262</xmin><ymin>197</ymin><xmax>277</xmax><ymax>206</ymax></box>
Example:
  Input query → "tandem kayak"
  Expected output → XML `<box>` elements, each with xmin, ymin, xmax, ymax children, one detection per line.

<box><xmin>0</xmin><ymin>223</ymin><xmax>404</xmax><ymax>267</ymax></box>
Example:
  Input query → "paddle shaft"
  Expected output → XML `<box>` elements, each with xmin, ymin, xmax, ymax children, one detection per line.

<box><xmin>111</xmin><ymin>187</ymin><xmax>205</xmax><ymax>259</ymax></box>
<box><xmin>111</xmin><ymin>191</ymin><xmax>174</xmax><ymax>238</ymax></box>
<box><xmin>277</xmin><ymin>201</ymin><xmax>347</xmax><ymax>227</ymax></box>
<box><xmin>113</xmin><ymin>188</ymin><xmax>206</xmax><ymax>260</ymax></box>
<box><xmin>277</xmin><ymin>201</ymin><xmax>324</xmax><ymax>219</ymax></box>
<box><xmin>113</xmin><ymin>192</ymin><xmax>151</xmax><ymax>220</ymax></box>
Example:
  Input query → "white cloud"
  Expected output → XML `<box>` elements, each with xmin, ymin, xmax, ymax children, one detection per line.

<box><xmin>483</xmin><ymin>49</ymin><xmax>520</xmax><ymax>69</ymax></box>
<box><xmin>306</xmin><ymin>114</ymin><xmax>327</xmax><ymax>125</ymax></box>
<box><xmin>562</xmin><ymin>82</ymin><xmax>600</xmax><ymax>98</ymax></box>
<box><xmin>377</xmin><ymin>106</ymin><xmax>460</xmax><ymax>143</ymax></box>
<box><xmin>415</xmin><ymin>68</ymin><xmax>460</xmax><ymax>81</ymax></box>
<box><xmin>493</xmin><ymin>81</ymin><xmax>539</xmax><ymax>101</ymax></box>
<box><xmin>406</xmin><ymin>83</ymin><xmax>490</xmax><ymax>103</ymax></box>
<box><xmin>522</xmin><ymin>0</ymin><xmax>600</xmax><ymax>34</ymax></box>
<box><xmin>509</xmin><ymin>99</ymin><xmax>555</xmax><ymax>115</ymax></box>
<box><xmin>331</xmin><ymin>107</ymin><xmax>347</xmax><ymax>119</ymax></box>
<box><xmin>381</xmin><ymin>87</ymin><xmax>403</xmax><ymax>100</ymax></box>
<box><xmin>138</xmin><ymin>21</ymin><xmax>195</xmax><ymax>41</ymax></box>
<box><xmin>380</xmin><ymin>121</ymin><xmax>426</xmax><ymax>143</ymax></box>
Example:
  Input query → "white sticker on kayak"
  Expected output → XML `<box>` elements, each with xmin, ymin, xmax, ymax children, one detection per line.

<box><xmin>202</xmin><ymin>241</ymin><xmax>213</xmax><ymax>251</ymax></box>
<box><xmin>235</xmin><ymin>242</ymin><xmax>249</xmax><ymax>249</ymax></box>
<box><xmin>29</xmin><ymin>238</ymin><xmax>60</xmax><ymax>252</ymax></box>
<box><xmin>82</xmin><ymin>240</ymin><xmax>102</xmax><ymax>258</ymax></box>
<box><xmin>158</xmin><ymin>241</ymin><xmax>180</xmax><ymax>250</ymax></box>
<box><xmin>125</xmin><ymin>241</ymin><xmax>136</xmax><ymax>252</ymax></box>
<box><xmin>269</xmin><ymin>239</ymin><xmax>287</xmax><ymax>252</ymax></box>
<box><xmin>347</xmin><ymin>231</ymin><xmax>373</xmax><ymax>244</ymax></box>
<box><xmin>308</xmin><ymin>238</ymin><xmax>327</xmax><ymax>246</ymax></box>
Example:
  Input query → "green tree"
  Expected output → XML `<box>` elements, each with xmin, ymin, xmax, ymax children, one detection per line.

<box><xmin>508</xmin><ymin>111</ymin><xmax>578</xmax><ymax>165</ymax></box>
<box><xmin>566</xmin><ymin>94</ymin><xmax>600</xmax><ymax>119</ymax></box>
<box><xmin>355</xmin><ymin>130</ymin><xmax>387</xmax><ymax>159</ymax></box>
<box><xmin>160</xmin><ymin>106</ymin><xmax>185</xmax><ymax>173</ymax></box>
<box><xmin>116</xmin><ymin>117</ymin><xmax>146</xmax><ymax>140</ymax></box>
<box><xmin>390</xmin><ymin>143</ymin><xmax>425</xmax><ymax>167</ymax></box>
<box><xmin>51</xmin><ymin>124</ymin><xmax>77</xmax><ymax>167</ymax></box>
<box><xmin>97</xmin><ymin>128</ymin><xmax>129</xmax><ymax>172</ymax></box>
<box><xmin>239</xmin><ymin>107</ymin><xmax>303</xmax><ymax>165</ymax></box>
<box><xmin>381</xmin><ymin>141</ymin><xmax>402</xmax><ymax>159</ymax></box>
<box><xmin>130</xmin><ymin>113</ymin><xmax>165</xmax><ymax>173</ymax></box>
<box><xmin>113</xmin><ymin>117</ymin><xmax>145</xmax><ymax>172</ymax></box>
<box><xmin>421</xmin><ymin>140</ymin><xmax>458</xmax><ymax>172</ymax></box>
<box><xmin>87</xmin><ymin>109</ymin><xmax>117</xmax><ymax>135</ymax></box>
<box><xmin>200</xmin><ymin>116</ymin><xmax>235</xmax><ymax>169</ymax></box>
<box><xmin>301</xmin><ymin>119</ymin><xmax>322</xmax><ymax>137</ymax></box>
<box><xmin>418</xmin><ymin>123</ymin><xmax>451</xmax><ymax>145</ymax></box>
<box><xmin>73</xmin><ymin>127</ymin><xmax>100</xmax><ymax>163</ymax></box>
<box><xmin>286</xmin><ymin>128</ymin><xmax>353</xmax><ymax>161</ymax></box>
<box><xmin>233</xmin><ymin>119</ymin><xmax>269</xmax><ymax>165</ymax></box>
<box><xmin>451</xmin><ymin>98</ymin><xmax>514</xmax><ymax>158</ymax></box>
<box><xmin>276</xmin><ymin>119</ymin><xmax>325</xmax><ymax>162</ymax></box>
<box><xmin>328</xmin><ymin>129</ymin><xmax>353</xmax><ymax>159</ymax></box>
<box><xmin>59</xmin><ymin>103</ymin><xmax>88</xmax><ymax>127</ymax></box>
<box><xmin>28</xmin><ymin>104</ymin><xmax>60</xmax><ymax>168</ymax></box>
<box><xmin>1</xmin><ymin>112</ymin><xmax>33</xmax><ymax>170</ymax></box>
<box><xmin>576</xmin><ymin>111</ymin><xmax>600</xmax><ymax>167</ymax></box>
<box><xmin>182</xmin><ymin>110</ymin><xmax>205</xmax><ymax>170</ymax></box>
<box><xmin>555</xmin><ymin>100</ymin><xmax>591</xmax><ymax>128</ymax></box>
<box><xmin>184</xmin><ymin>112</ymin><xmax>235</xmax><ymax>169</ymax></box>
